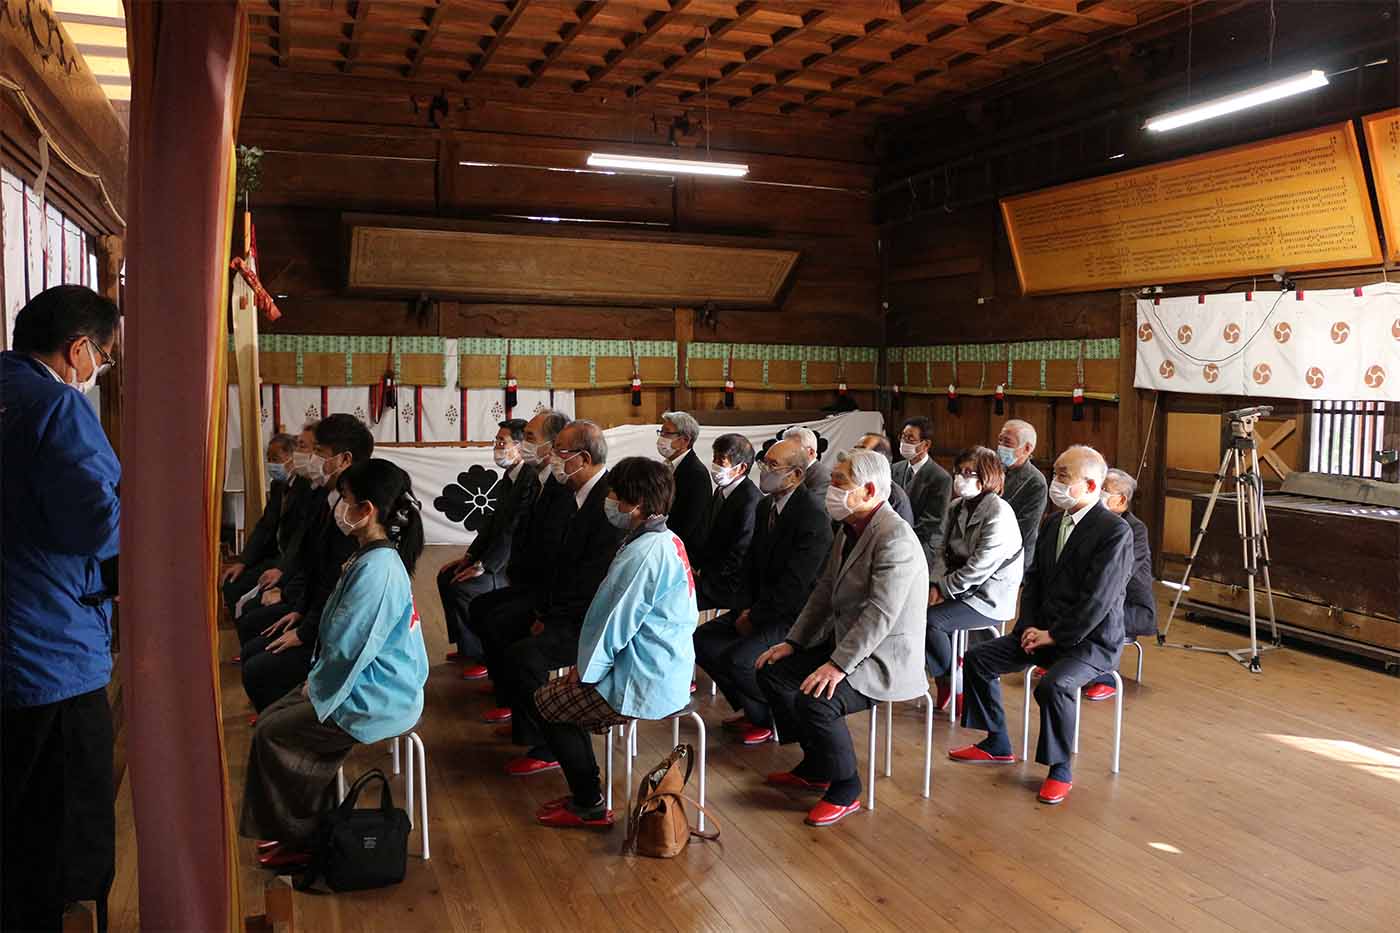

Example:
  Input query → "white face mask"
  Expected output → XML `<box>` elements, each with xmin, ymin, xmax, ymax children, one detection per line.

<box><xmin>709</xmin><ymin>462</ymin><xmax>740</xmax><ymax>488</ymax></box>
<box><xmin>899</xmin><ymin>440</ymin><xmax>922</xmax><ymax>461</ymax></box>
<box><xmin>333</xmin><ymin>498</ymin><xmax>368</xmax><ymax>534</ymax></box>
<box><xmin>656</xmin><ymin>436</ymin><xmax>679</xmax><ymax>459</ymax></box>
<box><xmin>996</xmin><ymin>445</ymin><xmax>1018</xmax><ymax>468</ymax></box>
<box><xmin>307</xmin><ymin>453</ymin><xmax>328</xmax><ymax>487</ymax></box>
<box><xmin>290</xmin><ymin>450</ymin><xmax>312</xmax><ymax>477</ymax></box>
<box><xmin>953</xmin><ymin>475</ymin><xmax>981</xmax><ymax>499</ymax></box>
<box><xmin>551</xmin><ymin>450</ymin><xmax>584</xmax><ymax>483</ymax></box>
<box><xmin>1049</xmin><ymin>479</ymin><xmax>1086</xmax><ymax>511</ymax></box>
<box><xmin>493</xmin><ymin>444</ymin><xmax>519</xmax><ymax>469</ymax></box>
<box><xmin>825</xmin><ymin>485</ymin><xmax>855</xmax><ymax>522</ymax></box>
<box><xmin>758</xmin><ymin>464</ymin><xmax>793</xmax><ymax>495</ymax></box>
<box><xmin>68</xmin><ymin>341</ymin><xmax>102</xmax><ymax>393</ymax></box>
<box><xmin>603</xmin><ymin>497</ymin><xmax>635</xmax><ymax>530</ymax></box>
<box><xmin>518</xmin><ymin>440</ymin><xmax>540</xmax><ymax>464</ymax></box>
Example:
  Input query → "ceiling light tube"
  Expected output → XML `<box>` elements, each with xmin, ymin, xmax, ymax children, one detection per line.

<box><xmin>1144</xmin><ymin>69</ymin><xmax>1329</xmax><ymax>133</ymax></box>
<box><xmin>586</xmin><ymin>152</ymin><xmax>749</xmax><ymax>177</ymax></box>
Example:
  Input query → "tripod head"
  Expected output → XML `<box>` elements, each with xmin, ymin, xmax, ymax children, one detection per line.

<box><xmin>1226</xmin><ymin>405</ymin><xmax>1273</xmax><ymax>443</ymax></box>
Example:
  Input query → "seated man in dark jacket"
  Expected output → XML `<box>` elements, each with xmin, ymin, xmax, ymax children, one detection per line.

<box><xmin>239</xmin><ymin>414</ymin><xmax>375</xmax><ymax>711</ymax></box>
<box><xmin>657</xmin><ymin>410</ymin><xmax>712</xmax><ymax>559</ymax></box>
<box><xmin>693</xmin><ymin>433</ymin><xmax>761</xmax><ymax>612</ymax></box>
<box><xmin>1084</xmin><ymin>467</ymin><xmax>1156</xmax><ymax>701</ymax></box>
<box><xmin>694</xmin><ymin>438</ymin><xmax>833</xmax><ymax>746</ymax></box>
<box><xmin>436</xmin><ymin>418</ymin><xmax>531</xmax><ymax>675</ymax></box>
<box><xmin>950</xmin><ymin>445</ymin><xmax>1132</xmax><ymax>807</ymax></box>
<box><xmin>220</xmin><ymin>432</ymin><xmax>299</xmax><ymax>613</ymax></box>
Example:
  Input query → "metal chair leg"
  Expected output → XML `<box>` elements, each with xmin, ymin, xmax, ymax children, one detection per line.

<box><xmin>949</xmin><ymin>629</ymin><xmax>963</xmax><ymax>725</ymax></box>
<box><xmin>866</xmin><ymin>705</ymin><xmax>878</xmax><ymax>812</ymax></box>
<box><xmin>407</xmin><ymin>732</ymin><xmax>430</xmax><ymax>860</ymax></box>
<box><xmin>391</xmin><ymin>736</ymin><xmax>401</xmax><ymax>775</ymax></box>
<box><xmin>922</xmin><ymin>690</ymin><xmax>933</xmax><ymax>798</ymax></box>
<box><xmin>604</xmin><ymin>726</ymin><xmax>615</xmax><ymax>812</ymax></box>
<box><xmin>625</xmin><ymin>720</ymin><xmax>638</xmax><ymax>819</ymax></box>
<box><xmin>1021</xmin><ymin>666</ymin><xmax>1034</xmax><ymax>762</ymax></box>
<box><xmin>682</xmin><ymin>711</ymin><xmax>708</xmax><ymax>833</ymax></box>
<box><xmin>1111</xmin><ymin>671</ymin><xmax>1124</xmax><ymax>774</ymax></box>
<box><xmin>336</xmin><ymin>766</ymin><xmax>346</xmax><ymax>803</ymax></box>
<box><xmin>1073</xmin><ymin>684</ymin><xmax>1082</xmax><ymax>755</ymax></box>
<box><xmin>405</xmin><ymin>733</ymin><xmax>415</xmax><ymax>828</ymax></box>
<box><xmin>671</xmin><ymin>717</ymin><xmax>681</xmax><ymax>747</ymax></box>
<box><xmin>884</xmin><ymin>702</ymin><xmax>893</xmax><ymax>778</ymax></box>
<box><xmin>1132</xmin><ymin>639</ymin><xmax>1144</xmax><ymax>683</ymax></box>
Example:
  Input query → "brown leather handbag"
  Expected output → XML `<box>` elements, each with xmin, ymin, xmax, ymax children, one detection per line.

<box><xmin>621</xmin><ymin>744</ymin><xmax>719</xmax><ymax>858</ymax></box>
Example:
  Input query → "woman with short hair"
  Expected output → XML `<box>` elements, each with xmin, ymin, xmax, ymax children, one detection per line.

<box><xmin>528</xmin><ymin>456</ymin><xmax>698</xmax><ymax>829</ymax></box>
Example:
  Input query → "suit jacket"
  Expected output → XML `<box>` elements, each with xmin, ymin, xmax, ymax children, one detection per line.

<box><xmin>787</xmin><ymin>505</ymin><xmax>929</xmax><ymax>702</ymax></box>
<box><xmin>1121</xmin><ymin>510</ymin><xmax>1157</xmax><ymax>638</ymax></box>
<box><xmin>1002</xmin><ymin>460</ymin><xmax>1048</xmax><ymax>574</ymax></box>
<box><xmin>237</xmin><ymin>478</ymin><xmax>289</xmax><ymax>568</ymax></box>
<box><xmin>1013</xmin><ymin>502</ymin><xmax>1134</xmax><ymax>669</ymax></box>
<box><xmin>932</xmin><ymin>493</ymin><xmax>1025</xmax><ymax>621</ymax></box>
<box><xmin>743</xmin><ymin>485</ymin><xmax>833</xmax><ymax>638</ymax></box>
<box><xmin>467</xmin><ymin>462</ymin><xmax>534</xmax><ymax>577</ymax></box>
<box><xmin>694</xmin><ymin>478</ymin><xmax>761</xmax><ymax>610</ymax></box>
<box><xmin>505</xmin><ymin>470</ymin><xmax>572</xmax><ymax>585</ymax></box>
<box><xmin>292</xmin><ymin>488</ymin><xmax>359</xmax><ymax>646</ymax></box>
<box><xmin>888</xmin><ymin>482</ymin><xmax>915</xmax><ymax>526</ymax></box>
<box><xmin>540</xmin><ymin>472</ymin><xmax>626</xmax><ymax>635</ymax></box>
<box><xmin>801</xmin><ymin>456</ymin><xmax>832</xmax><ymax>496</ymax></box>
<box><xmin>666</xmin><ymin>448</ymin><xmax>713</xmax><ymax>559</ymax></box>
<box><xmin>891</xmin><ymin>457</ymin><xmax>952</xmax><ymax>573</ymax></box>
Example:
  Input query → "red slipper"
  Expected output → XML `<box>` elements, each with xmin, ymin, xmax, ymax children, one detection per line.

<box><xmin>1033</xmin><ymin>666</ymin><xmax>1048</xmax><ymax>677</ymax></box>
<box><xmin>248</xmin><ymin>715</ymin><xmax>259</xmax><ymax>727</ymax></box>
<box><xmin>805</xmin><ymin>800</ymin><xmax>861</xmax><ymax>827</ymax></box>
<box><xmin>947</xmin><ymin>744</ymin><xmax>1014</xmax><ymax>764</ymax></box>
<box><xmin>536</xmin><ymin>805</ymin><xmax>614</xmax><ymax>828</ymax></box>
<box><xmin>256</xmin><ymin>840</ymin><xmax>280</xmax><ymax>852</ymax></box>
<box><xmin>765</xmin><ymin>771</ymin><xmax>830</xmax><ymax>791</ymax></box>
<box><xmin>505</xmin><ymin>756</ymin><xmax>560</xmax><ymax>776</ymax></box>
<box><xmin>461</xmin><ymin>664</ymin><xmax>489</xmax><ymax>681</ymax></box>
<box><xmin>482</xmin><ymin>707</ymin><xmax>512</xmax><ymax>724</ymax></box>
<box><xmin>231</xmin><ymin>655</ymin><xmax>241</xmax><ymax>664</ymax></box>
<box><xmin>1084</xmin><ymin>683</ymin><xmax>1116</xmax><ymax>702</ymax></box>
<box><xmin>741</xmin><ymin>726</ymin><xmax>774</xmax><ymax>746</ymax></box>
<box><xmin>1037</xmin><ymin>778</ymin><xmax>1072</xmax><ymax>805</ymax></box>
<box><xmin>257</xmin><ymin>847</ymin><xmax>311</xmax><ymax>869</ymax></box>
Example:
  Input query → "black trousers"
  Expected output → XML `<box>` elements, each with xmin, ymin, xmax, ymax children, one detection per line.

<box><xmin>435</xmin><ymin>565</ymin><xmax>503</xmax><ymax>656</ymax></box>
<box><xmin>961</xmin><ymin>634</ymin><xmax>1111</xmax><ymax>767</ymax></box>
<box><xmin>758</xmin><ymin>643</ymin><xmax>874</xmax><ymax>804</ymax></box>
<box><xmin>241</xmin><ymin>639</ymin><xmax>316</xmax><ymax>712</ymax></box>
<box><xmin>501</xmin><ymin>629</ymin><xmax>579</xmax><ymax>752</ymax></box>
<box><xmin>222</xmin><ymin>560</ymin><xmax>273</xmax><ymax>615</ymax></box>
<box><xmin>468</xmin><ymin>586</ymin><xmax>539</xmax><ymax>705</ymax></box>
<box><xmin>236</xmin><ymin>600</ymin><xmax>290</xmax><ymax>648</ymax></box>
<box><xmin>924</xmin><ymin>599</ymin><xmax>1000</xmax><ymax>678</ymax></box>
<box><xmin>2</xmin><ymin>688</ymin><xmax>115</xmax><ymax>932</ymax></box>
<box><xmin>693</xmin><ymin>613</ymin><xmax>783</xmax><ymax>726</ymax></box>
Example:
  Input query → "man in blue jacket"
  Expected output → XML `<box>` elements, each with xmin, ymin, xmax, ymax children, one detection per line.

<box><xmin>2</xmin><ymin>285</ymin><xmax>122</xmax><ymax>931</ymax></box>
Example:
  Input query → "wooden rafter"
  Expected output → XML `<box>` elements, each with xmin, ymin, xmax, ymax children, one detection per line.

<box><xmin>631</xmin><ymin>1</ymin><xmax>762</xmax><ymax>99</ymax></box>
<box><xmin>520</xmin><ymin>0</ymin><xmax>609</xmax><ymax>89</ymax></box>
<box><xmin>677</xmin><ymin>8</ymin><xmax>839</xmax><ymax>104</ymax></box>
<box><xmin>464</xmin><ymin>0</ymin><xmax>533</xmax><ymax>82</ymax></box>
<box><xmin>992</xmin><ymin>0</ymin><xmax>1137</xmax><ymax>27</ymax></box>
<box><xmin>405</xmin><ymin>0</ymin><xmax>447</xmax><ymax>78</ymax></box>
<box><xmin>733</xmin><ymin>0</ymin><xmax>950</xmax><ymax>110</ymax></box>
<box><xmin>574</xmin><ymin>0</ymin><xmax>695</xmax><ymax>94</ymax></box>
<box><xmin>341</xmin><ymin>0</ymin><xmax>373</xmax><ymax>74</ymax></box>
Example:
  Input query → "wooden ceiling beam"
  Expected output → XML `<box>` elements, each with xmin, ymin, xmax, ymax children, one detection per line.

<box><xmin>631</xmin><ymin>1</ymin><xmax>762</xmax><ymax>99</ymax></box>
<box><xmin>573</xmin><ymin>0</ymin><xmax>695</xmax><ymax>93</ymax></box>
<box><xmin>990</xmin><ymin>0</ymin><xmax>1137</xmax><ymax>28</ymax></box>
<box><xmin>520</xmin><ymin>0</ymin><xmax>610</xmax><ymax>89</ymax></box>
<box><xmin>677</xmin><ymin>8</ymin><xmax>839</xmax><ymax>104</ymax></box>
<box><xmin>340</xmin><ymin>0</ymin><xmax>374</xmax><ymax>74</ymax></box>
<box><xmin>405</xmin><ymin>1</ymin><xmax>447</xmax><ymax>78</ymax></box>
<box><xmin>463</xmin><ymin>0</ymin><xmax>533</xmax><ymax>82</ymax></box>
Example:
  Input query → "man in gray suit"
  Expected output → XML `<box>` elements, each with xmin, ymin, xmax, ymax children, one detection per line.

<box><xmin>784</xmin><ymin>426</ymin><xmax>831</xmax><ymax>496</ymax></box>
<box><xmin>756</xmin><ymin>449</ymin><xmax>929</xmax><ymax>828</ymax></box>
<box><xmin>892</xmin><ymin>416</ymin><xmax>953</xmax><ymax>572</ymax></box>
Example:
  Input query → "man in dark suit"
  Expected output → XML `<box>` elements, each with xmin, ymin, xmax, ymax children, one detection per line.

<box><xmin>892</xmin><ymin>416</ymin><xmax>952</xmax><ymax>573</ymax></box>
<box><xmin>950</xmin><ymin>445</ymin><xmax>1133</xmax><ymax>806</ymax></box>
<box><xmin>1084</xmin><ymin>467</ymin><xmax>1156</xmax><ymax>701</ymax></box>
<box><xmin>658</xmin><ymin>410</ymin><xmax>712</xmax><ymax>558</ymax></box>
<box><xmin>693</xmin><ymin>433</ymin><xmax>761</xmax><ymax>612</ymax></box>
<box><xmin>996</xmin><ymin>418</ymin><xmax>1048</xmax><ymax>574</ymax></box>
<box><xmin>494</xmin><ymin>421</ymin><xmax>626</xmax><ymax>775</ymax></box>
<box><xmin>220</xmin><ymin>432</ymin><xmax>298</xmax><ymax>613</ymax></box>
<box><xmin>694</xmin><ymin>438</ymin><xmax>833</xmax><ymax>746</ymax></box>
<box><xmin>436</xmin><ymin>418</ymin><xmax>530</xmax><ymax>675</ymax></box>
<box><xmin>853</xmin><ymin>433</ymin><xmax>915</xmax><ymax>525</ymax></box>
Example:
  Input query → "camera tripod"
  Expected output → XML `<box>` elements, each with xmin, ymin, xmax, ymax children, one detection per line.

<box><xmin>1159</xmin><ymin>408</ymin><xmax>1282</xmax><ymax>673</ymax></box>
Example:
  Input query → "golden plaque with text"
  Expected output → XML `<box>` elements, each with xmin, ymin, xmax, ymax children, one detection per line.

<box><xmin>1361</xmin><ymin>109</ymin><xmax>1400</xmax><ymax>263</ymax></box>
<box><xmin>1000</xmin><ymin>122</ymin><xmax>1382</xmax><ymax>295</ymax></box>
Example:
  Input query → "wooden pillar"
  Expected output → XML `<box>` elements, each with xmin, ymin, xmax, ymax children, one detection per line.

<box><xmin>674</xmin><ymin>306</ymin><xmax>694</xmax><ymax>410</ymax></box>
<box><xmin>97</xmin><ymin>235</ymin><xmax>124</xmax><ymax>458</ymax></box>
<box><xmin>232</xmin><ymin>243</ymin><xmax>266</xmax><ymax>530</ymax></box>
<box><xmin>1116</xmin><ymin>290</ymin><xmax>1167</xmax><ymax>573</ymax></box>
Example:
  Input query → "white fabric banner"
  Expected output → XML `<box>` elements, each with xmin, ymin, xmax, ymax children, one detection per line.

<box><xmin>379</xmin><ymin>409</ymin><xmax>884</xmax><ymax>546</ymax></box>
<box><xmin>1135</xmin><ymin>283</ymin><xmax>1400</xmax><ymax>400</ymax></box>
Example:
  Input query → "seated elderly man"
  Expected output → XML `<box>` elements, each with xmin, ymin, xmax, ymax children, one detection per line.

<box><xmin>783</xmin><ymin>426</ymin><xmax>830</xmax><ymax>496</ymax></box>
<box><xmin>692</xmin><ymin>433</ymin><xmax>762</xmax><ymax>612</ymax></box>
<box><xmin>995</xmin><ymin>418</ymin><xmax>1048</xmax><ymax>575</ymax></box>
<box><xmin>220</xmin><ymin>431</ymin><xmax>300</xmax><ymax>615</ymax></box>
<box><xmin>755</xmin><ymin>449</ymin><xmax>929</xmax><ymax>827</ymax></box>
<box><xmin>950</xmin><ymin>445</ymin><xmax>1132</xmax><ymax>807</ymax></box>
<box><xmin>657</xmin><ymin>410</ymin><xmax>713</xmax><ymax>558</ymax></box>
<box><xmin>693</xmin><ymin>438</ymin><xmax>831</xmax><ymax>746</ymax></box>
<box><xmin>1084</xmin><ymin>467</ymin><xmax>1156</xmax><ymax>701</ymax></box>
<box><xmin>852</xmin><ymin>433</ymin><xmax>915</xmax><ymax>525</ymax></box>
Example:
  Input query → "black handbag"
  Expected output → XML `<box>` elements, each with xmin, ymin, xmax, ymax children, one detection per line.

<box><xmin>296</xmin><ymin>768</ymin><xmax>411</xmax><ymax>892</ymax></box>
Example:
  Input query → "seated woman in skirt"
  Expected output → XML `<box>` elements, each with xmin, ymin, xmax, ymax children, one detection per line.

<box><xmin>529</xmin><ymin>457</ymin><xmax>698</xmax><ymax>829</ymax></box>
<box><xmin>926</xmin><ymin>445</ymin><xmax>1025</xmax><ymax>711</ymax></box>
<box><xmin>242</xmin><ymin>458</ymin><xmax>430</xmax><ymax>869</ymax></box>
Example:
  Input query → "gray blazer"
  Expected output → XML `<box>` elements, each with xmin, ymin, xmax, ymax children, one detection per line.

<box><xmin>891</xmin><ymin>457</ymin><xmax>952</xmax><ymax>573</ymax></box>
<box><xmin>787</xmin><ymin>504</ymin><xmax>929</xmax><ymax>702</ymax></box>
<box><xmin>931</xmin><ymin>494</ymin><xmax>1025</xmax><ymax>622</ymax></box>
<box><xmin>802</xmin><ymin>456</ymin><xmax>832</xmax><ymax>496</ymax></box>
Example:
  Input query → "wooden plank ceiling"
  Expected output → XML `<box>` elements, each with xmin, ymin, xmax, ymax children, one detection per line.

<box><xmin>246</xmin><ymin>0</ymin><xmax>1183</xmax><ymax>122</ymax></box>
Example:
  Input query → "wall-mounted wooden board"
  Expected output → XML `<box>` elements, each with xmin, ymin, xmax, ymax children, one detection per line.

<box><xmin>345</xmin><ymin>220</ymin><xmax>801</xmax><ymax>309</ymax></box>
<box><xmin>1000</xmin><ymin>122</ymin><xmax>1383</xmax><ymax>295</ymax></box>
<box><xmin>1362</xmin><ymin>108</ymin><xmax>1400</xmax><ymax>263</ymax></box>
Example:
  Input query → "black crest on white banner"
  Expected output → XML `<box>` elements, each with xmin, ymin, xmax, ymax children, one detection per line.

<box><xmin>434</xmin><ymin>465</ymin><xmax>502</xmax><ymax>532</ymax></box>
<box><xmin>758</xmin><ymin>427</ymin><xmax>828</xmax><ymax>462</ymax></box>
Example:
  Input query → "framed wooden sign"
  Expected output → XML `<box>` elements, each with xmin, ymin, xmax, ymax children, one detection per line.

<box><xmin>1000</xmin><ymin>122</ymin><xmax>1383</xmax><ymax>295</ymax></box>
<box><xmin>1361</xmin><ymin>109</ymin><xmax>1400</xmax><ymax>263</ymax></box>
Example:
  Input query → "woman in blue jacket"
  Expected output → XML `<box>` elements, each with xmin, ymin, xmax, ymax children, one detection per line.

<box><xmin>242</xmin><ymin>458</ymin><xmax>429</xmax><ymax>868</ymax></box>
<box><xmin>530</xmin><ymin>457</ymin><xmax>699</xmax><ymax>828</ymax></box>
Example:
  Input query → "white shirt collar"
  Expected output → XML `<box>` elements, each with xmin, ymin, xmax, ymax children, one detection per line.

<box><xmin>1064</xmin><ymin>500</ymin><xmax>1096</xmax><ymax>526</ymax></box>
<box><xmin>771</xmin><ymin>485</ymin><xmax>797</xmax><ymax>514</ymax></box>
<box><xmin>667</xmin><ymin>447</ymin><xmax>693</xmax><ymax>472</ymax></box>
<box><xmin>719</xmin><ymin>475</ymin><xmax>742</xmax><ymax>499</ymax></box>
<box><xmin>575</xmin><ymin>467</ymin><xmax>606</xmax><ymax>509</ymax></box>
<box><xmin>536</xmin><ymin>463</ymin><xmax>551</xmax><ymax>487</ymax></box>
<box><xmin>507</xmin><ymin>461</ymin><xmax>525</xmax><ymax>483</ymax></box>
<box><xmin>906</xmin><ymin>454</ymin><xmax>927</xmax><ymax>474</ymax></box>
<box><xmin>37</xmin><ymin>359</ymin><xmax>67</xmax><ymax>384</ymax></box>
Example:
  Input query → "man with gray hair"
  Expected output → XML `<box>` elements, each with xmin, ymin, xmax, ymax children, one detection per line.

<box><xmin>658</xmin><ymin>410</ymin><xmax>712</xmax><ymax>557</ymax></box>
<box><xmin>755</xmin><ymin>448</ymin><xmax>929</xmax><ymax>827</ymax></box>
<box><xmin>783</xmin><ymin>425</ymin><xmax>831</xmax><ymax>496</ymax></box>
<box><xmin>996</xmin><ymin>418</ymin><xmax>1048</xmax><ymax>574</ymax></box>
<box><xmin>951</xmin><ymin>444</ymin><xmax>1132</xmax><ymax>807</ymax></box>
<box><xmin>1083</xmin><ymin>467</ymin><xmax>1156</xmax><ymax>701</ymax></box>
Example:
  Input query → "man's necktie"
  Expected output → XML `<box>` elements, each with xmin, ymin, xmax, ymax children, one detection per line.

<box><xmin>1055</xmin><ymin>511</ymin><xmax>1074</xmax><ymax>561</ymax></box>
<box><xmin>768</xmin><ymin>503</ymin><xmax>778</xmax><ymax>534</ymax></box>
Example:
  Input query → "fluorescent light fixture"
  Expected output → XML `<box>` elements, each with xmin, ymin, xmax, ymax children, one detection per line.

<box><xmin>586</xmin><ymin>152</ymin><xmax>749</xmax><ymax>177</ymax></box>
<box><xmin>1144</xmin><ymin>69</ymin><xmax>1328</xmax><ymax>132</ymax></box>
<box><xmin>1108</xmin><ymin>152</ymin><xmax>1127</xmax><ymax>160</ymax></box>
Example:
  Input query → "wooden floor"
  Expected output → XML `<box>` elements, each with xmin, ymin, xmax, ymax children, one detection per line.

<box><xmin>111</xmin><ymin>545</ymin><xmax>1400</xmax><ymax>932</ymax></box>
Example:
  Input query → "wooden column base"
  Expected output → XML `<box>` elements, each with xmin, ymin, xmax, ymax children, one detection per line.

<box><xmin>244</xmin><ymin>877</ymin><xmax>296</xmax><ymax>933</ymax></box>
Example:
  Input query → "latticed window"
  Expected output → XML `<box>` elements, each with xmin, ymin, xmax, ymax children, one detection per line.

<box><xmin>1308</xmin><ymin>401</ymin><xmax>1389</xmax><ymax>479</ymax></box>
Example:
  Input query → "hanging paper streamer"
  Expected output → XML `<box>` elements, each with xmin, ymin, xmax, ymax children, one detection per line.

<box><xmin>994</xmin><ymin>383</ymin><xmax>1005</xmax><ymax>416</ymax></box>
<box><xmin>892</xmin><ymin>383</ymin><xmax>902</xmax><ymax>411</ymax></box>
<box><xmin>505</xmin><ymin>376</ymin><xmax>518</xmax><ymax>410</ymax></box>
<box><xmin>947</xmin><ymin>347</ymin><xmax>960</xmax><ymax>414</ymax></box>
<box><xmin>1072</xmin><ymin>340</ymin><xmax>1086</xmax><ymax>422</ymax></box>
